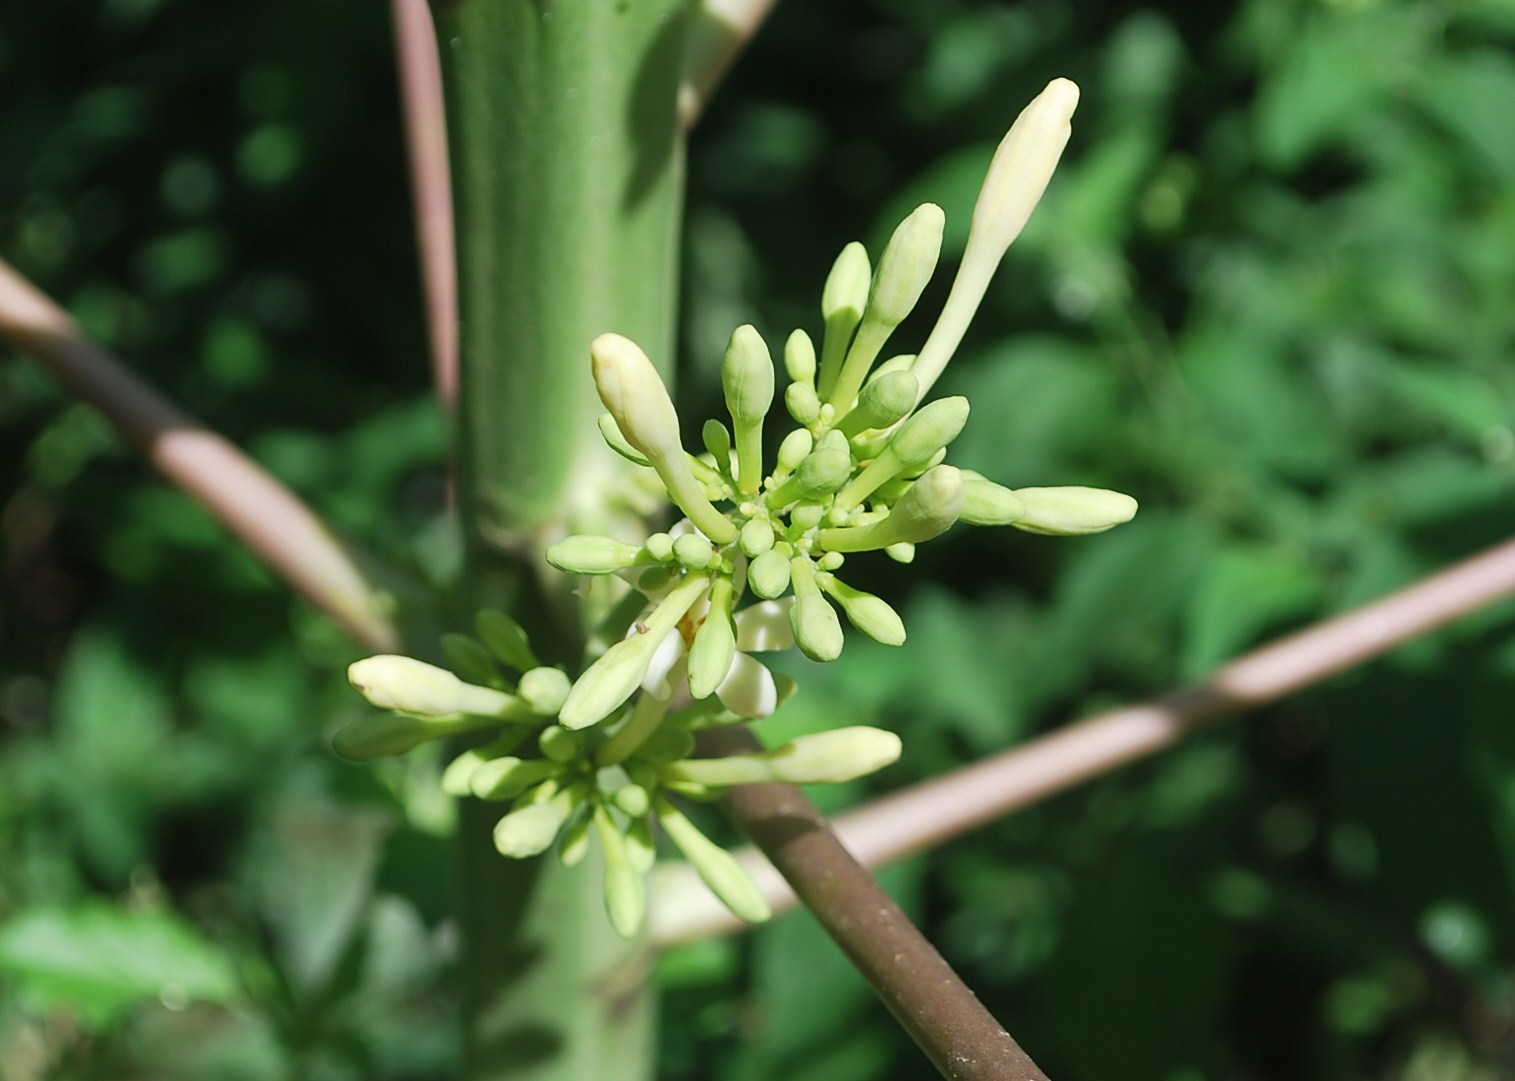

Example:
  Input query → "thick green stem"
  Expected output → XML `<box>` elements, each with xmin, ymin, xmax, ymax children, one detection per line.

<box><xmin>437</xmin><ymin>2</ymin><xmax>689</xmax><ymax>1078</ymax></box>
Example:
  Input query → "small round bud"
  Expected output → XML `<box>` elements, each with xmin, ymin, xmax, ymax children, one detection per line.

<box><xmin>518</xmin><ymin>667</ymin><xmax>571</xmax><ymax>716</ymax></box>
<box><xmin>673</xmin><ymin>533</ymin><xmax>716</xmax><ymax>568</ymax></box>
<box><xmin>740</xmin><ymin>517</ymin><xmax>776</xmax><ymax>556</ymax></box>
<box><xmin>539</xmin><ymin>725</ymin><xmax>584</xmax><ymax>762</ymax></box>
<box><xmin>748</xmin><ymin>549</ymin><xmax>792</xmax><ymax>599</ymax></box>
<box><xmin>774</xmin><ymin>428</ymin><xmax>814</xmax><ymax>475</ymax></box>
<box><xmin>785</xmin><ymin>381</ymin><xmax>821</xmax><ymax>424</ymax></box>
<box><xmin>784</xmin><ymin>328</ymin><xmax>817</xmax><ymax>383</ymax></box>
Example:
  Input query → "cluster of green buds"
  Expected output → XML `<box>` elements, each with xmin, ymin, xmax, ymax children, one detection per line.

<box><xmin>339</xmin><ymin>79</ymin><xmax>1138</xmax><ymax>938</ymax></box>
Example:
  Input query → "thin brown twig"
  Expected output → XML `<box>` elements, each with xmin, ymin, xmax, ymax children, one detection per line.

<box><xmin>651</xmin><ymin>531</ymin><xmax>1515</xmax><ymax>945</ymax></box>
<box><xmin>0</xmin><ymin>258</ymin><xmax>401</xmax><ymax>652</ymax></box>
<box><xmin>390</xmin><ymin>0</ymin><xmax>458</xmax><ymax>408</ymax></box>
<box><xmin>680</xmin><ymin>0</ymin><xmax>781</xmax><ymax>130</ymax></box>
<box><xmin>701</xmin><ymin>726</ymin><xmax>1051</xmax><ymax>1081</ymax></box>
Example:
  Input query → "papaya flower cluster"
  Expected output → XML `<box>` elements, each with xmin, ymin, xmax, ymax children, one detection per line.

<box><xmin>338</xmin><ymin>79</ymin><xmax>1137</xmax><ymax>938</ymax></box>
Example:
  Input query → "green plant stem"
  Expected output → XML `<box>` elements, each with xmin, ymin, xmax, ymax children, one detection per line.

<box><xmin>437</xmin><ymin>1</ymin><xmax>688</xmax><ymax>1078</ymax></box>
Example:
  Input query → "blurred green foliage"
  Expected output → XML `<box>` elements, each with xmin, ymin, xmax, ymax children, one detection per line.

<box><xmin>3</xmin><ymin>0</ymin><xmax>1515</xmax><ymax>1079</ymax></box>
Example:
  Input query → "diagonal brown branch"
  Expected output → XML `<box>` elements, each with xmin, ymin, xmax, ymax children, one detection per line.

<box><xmin>0</xmin><ymin>258</ymin><xmax>401</xmax><ymax>651</ymax></box>
<box><xmin>652</xmin><ymin>531</ymin><xmax>1515</xmax><ymax>945</ymax></box>
<box><xmin>701</xmin><ymin>726</ymin><xmax>1051</xmax><ymax>1081</ymax></box>
<box><xmin>390</xmin><ymin>0</ymin><xmax>458</xmax><ymax>407</ymax></box>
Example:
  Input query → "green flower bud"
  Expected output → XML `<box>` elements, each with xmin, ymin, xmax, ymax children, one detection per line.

<box><xmin>662</xmin><ymin>726</ymin><xmax>903</xmax><ymax>787</ymax></box>
<box><xmin>673</xmin><ymin>532</ymin><xmax>715</xmax><ymax>569</ymax></box>
<box><xmin>833</xmin><ymin>397</ymin><xmax>969</xmax><ymax>512</ymax></box>
<box><xmin>644</xmin><ymin>532</ymin><xmax>675</xmax><ymax>561</ymax></box>
<box><xmin>886</xmin><ymin>542</ymin><xmax>916</xmax><ymax>563</ymax></box>
<box><xmin>654</xmin><ymin>795</ymin><xmax>772</xmax><ymax>923</ymax></box>
<box><xmin>723</xmin><ymin>324</ymin><xmax>774</xmax><ymax>495</ymax></box>
<box><xmin>688</xmin><ymin>578</ymin><xmax>737</xmax><ymax>699</ymax></box>
<box><xmin>539</xmin><ymin>724</ymin><xmax>584</xmax><ymax>762</ymax></box>
<box><xmin>591</xmin><ymin>333</ymin><xmax>737</xmax><ymax>544</ymax></box>
<box><xmin>818</xmin><ymin>575</ymin><xmax>906</xmax><ymax>646</ymax></box>
<box><xmin>784</xmin><ymin>328</ymin><xmax>817</xmax><ymax>384</ymax></box>
<box><xmin>701</xmin><ymin>419</ymin><xmax>734</xmax><ymax>481</ymax></box>
<box><xmin>475</xmin><ymin>609</ymin><xmax>540</xmax><ymax>672</ymax></box>
<box><xmin>836</xmin><ymin>369</ymin><xmax>919</xmax><ymax>438</ymax></box>
<box><xmin>820</xmin><ymin>465</ymin><xmax>965</xmax><ymax>552</ymax></box>
<box><xmin>739</xmin><ymin>517</ymin><xmax>775</xmax><ymax>557</ymax></box>
<box><xmin>828</xmin><ymin>204</ymin><xmax>945</xmax><ymax>410</ymax></box>
<box><xmin>332</xmin><ymin>710</ymin><xmax>500</xmax><ymax>760</ymax></box>
<box><xmin>958</xmin><ymin>470</ymin><xmax>1028</xmax><ymax>525</ymax></box>
<box><xmin>559</xmin><ymin>574</ymin><xmax>710</xmax><ymax>729</ymax></box>
<box><xmin>767</xmin><ymin>433</ymin><xmax>853</xmax><ymax>509</ymax></box>
<box><xmin>614</xmin><ymin>783</ymin><xmax>651</xmax><ymax>817</ymax></box>
<box><xmin>518</xmin><ymin>667</ymin><xmax>571</xmax><ymax>716</ymax></box>
<box><xmin>441</xmin><ymin>748</ymin><xmax>489</xmax><ymax>795</ymax></box>
<box><xmin>817</xmin><ymin>241</ymin><xmax>872</xmax><ymax>400</ymax></box>
<box><xmin>912</xmin><ymin>79</ymin><xmax>1080</xmax><ymax>399</ymax></box>
<box><xmin>597</xmin><ymin>413</ymin><xmax>651</xmax><ymax>467</ymax></box>
<box><xmin>593</xmin><ymin>807</ymin><xmax>646</xmax><ymax>937</ymax></box>
<box><xmin>773</xmin><ymin>428</ymin><xmax>814</xmax><ymax>480</ymax></box>
<box><xmin>348</xmin><ymin>655</ymin><xmax>522</xmax><ymax>718</ymax></box>
<box><xmin>1009</xmin><ymin>486</ymin><xmax>1138</xmax><ymax>535</ymax></box>
<box><xmin>494</xmin><ymin>802</ymin><xmax>566</xmax><ymax>859</ymax></box>
<box><xmin>785</xmin><ymin>381</ymin><xmax>821</xmax><ymax>425</ymax></box>
<box><xmin>789</xmin><ymin>558</ymin><xmax>844</xmax><ymax>662</ymax></box>
<box><xmin>546</xmin><ymin>535</ymin><xmax>647</xmax><ymax>575</ymax></box>
<box><xmin>470</xmin><ymin>756</ymin><xmax>560</xmax><ymax>801</ymax></box>
<box><xmin>747</xmin><ymin>548</ymin><xmax>792</xmax><ymax>599</ymax></box>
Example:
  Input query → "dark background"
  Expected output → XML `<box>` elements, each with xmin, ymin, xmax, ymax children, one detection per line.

<box><xmin>3</xmin><ymin>1</ymin><xmax>1515</xmax><ymax>1078</ymax></box>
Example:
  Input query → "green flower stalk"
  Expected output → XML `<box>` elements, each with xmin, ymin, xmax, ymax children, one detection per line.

<box><xmin>342</xmin><ymin>77</ymin><xmax>1138</xmax><ymax>940</ymax></box>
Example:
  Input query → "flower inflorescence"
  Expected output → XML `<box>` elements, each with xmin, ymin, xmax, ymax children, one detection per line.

<box><xmin>338</xmin><ymin>78</ymin><xmax>1138</xmax><ymax>937</ymax></box>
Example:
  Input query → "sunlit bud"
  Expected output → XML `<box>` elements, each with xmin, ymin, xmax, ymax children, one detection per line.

<box><xmin>959</xmin><ymin>471</ymin><xmax>1028</xmax><ymax>525</ymax></box>
<box><xmin>559</xmin><ymin>574</ymin><xmax>710</xmax><ymax>729</ymax></box>
<box><xmin>767</xmin><ymin>432</ymin><xmax>852</xmax><ymax>508</ymax></box>
<box><xmin>594</xmin><ymin>807</ymin><xmax>646</xmax><ymax>937</ymax></box>
<box><xmin>785</xmin><ymin>381</ymin><xmax>821</xmax><ymax>425</ymax></box>
<box><xmin>441</xmin><ymin>748</ymin><xmax>488</xmax><ymax>795</ymax></box>
<box><xmin>747</xmin><ymin>548</ymin><xmax>791</xmax><ymax>599</ymax></box>
<box><xmin>816</xmin><ymin>550</ymin><xmax>845</xmax><ymax>571</ymax></box>
<box><xmin>818</xmin><ymin>575</ymin><xmax>906</xmax><ymax>645</ymax></box>
<box><xmin>613</xmin><ymin>783</ymin><xmax>651</xmax><ymax>817</ymax></box>
<box><xmin>788</xmin><ymin>558</ymin><xmax>844</xmax><ymax>662</ymax></box>
<box><xmin>828</xmin><ymin>204</ymin><xmax>945</xmax><ymax>410</ymax></box>
<box><xmin>673</xmin><ymin>532</ymin><xmax>715</xmax><ymax>568</ymax></box>
<box><xmin>655</xmin><ymin>795</ymin><xmax>772</xmax><ymax>923</ymax></box>
<box><xmin>701</xmin><ymin>418</ymin><xmax>733</xmax><ymax>474</ymax></box>
<box><xmin>834</xmin><ymin>397</ymin><xmax>969</xmax><ymax>511</ymax></box>
<box><xmin>663</xmin><ymin>726</ymin><xmax>902</xmax><ymax>788</ymax></box>
<box><xmin>784</xmin><ymin>328</ymin><xmax>817</xmax><ymax>384</ymax></box>
<box><xmin>886</xmin><ymin>542</ymin><xmax>915</xmax><ymax>563</ymax></box>
<box><xmin>546</xmin><ymin>535</ymin><xmax>647</xmax><ymax>575</ymax></box>
<box><xmin>773</xmin><ymin>428</ymin><xmax>814</xmax><ymax>479</ymax></box>
<box><xmin>1009</xmin><ymin>486</ymin><xmax>1138</xmax><ymax>535</ymax></box>
<box><xmin>817</xmin><ymin>241</ymin><xmax>872</xmax><ymax>400</ymax></box>
<box><xmin>689</xmin><ymin>578</ymin><xmax>737</xmax><ymax>699</ymax></box>
<box><xmin>348</xmin><ymin>656</ymin><xmax>523</xmax><ymax>718</ymax></box>
<box><xmin>475</xmin><ymin>610</ymin><xmax>541</xmax><ymax>672</ymax></box>
<box><xmin>597</xmin><ymin>413</ymin><xmax>651</xmax><ymax>467</ymax></box>
<box><xmin>836</xmin><ymin>369</ymin><xmax>919</xmax><ymax>438</ymax></box>
<box><xmin>644</xmin><ymin>532</ymin><xmax>675</xmax><ymax>561</ymax></box>
<box><xmin>591</xmin><ymin>333</ymin><xmax>737</xmax><ymax>544</ymax></box>
<box><xmin>722</xmin><ymin>325</ymin><xmax>774</xmax><ymax>495</ymax></box>
<box><xmin>538</xmin><ymin>724</ymin><xmax>585</xmax><ymax>762</ymax></box>
<box><xmin>518</xmin><ymin>667</ymin><xmax>571</xmax><ymax>716</ymax></box>
<box><xmin>912</xmin><ymin>79</ymin><xmax>1079</xmax><ymax>398</ymax></box>
<box><xmin>332</xmin><ymin>710</ymin><xmax>498</xmax><ymax>760</ymax></box>
<box><xmin>821</xmin><ymin>465</ymin><xmax>965</xmax><ymax>552</ymax></box>
<box><xmin>558</xmin><ymin>815</ymin><xmax>592</xmax><ymax>867</ymax></box>
<box><xmin>493</xmin><ymin>801</ymin><xmax>567</xmax><ymax>859</ymax></box>
<box><xmin>470</xmin><ymin>756</ymin><xmax>559</xmax><ymax>801</ymax></box>
<box><xmin>739</xmin><ymin>517</ymin><xmax>775</xmax><ymax>557</ymax></box>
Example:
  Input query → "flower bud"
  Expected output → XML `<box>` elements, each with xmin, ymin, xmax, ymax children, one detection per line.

<box><xmin>722</xmin><ymin>324</ymin><xmax>774</xmax><ymax>424</ymax></box>
<box><xmin>1009</xmin><ymin>486</ymin><xmax>1138</xmax><ymax>535</ymax></box>
<box><xmin>470</xmin><ymin>756</ymin><xmax>559</xmax><ymax>801</ymax></box>
<box><xmin>739</xmin><ymin>517</ymin><xmax>775</xmax><ymax>557</ymax></box>
<box><xmin>959</xmin><ymin>471</ymin><xmax>1027</xmax><ymax>525</ymax></box>
<box><xmin>785</xmin><ymin>381</ymin><xmax>821</xmax><ymax>425</ymax></box>
<box><xmin>820</xmin><ymin>465</ymin><xmax>965</xmax><ymax>552</ymax></box>
<box><xmin>662</xmin><ymin>726</ymin><xmax>902</xmax><ymax>787</ymax></box>
<box><xmin>546</xmin><ymin>535</ymin><xmax>646</xmax><ymax>575</ymax></box>
<box><xmin>818</xmin><ymin>575</ymin><xmax>906</xmax><ymax>646</ymax></box>
<box><xmin>539</xmin><ymin>724</ymin><xmax>584</xmax><ymax>762</ymax></box>
<box><xmin>747</xmin><ymin>548</ymin><xmax>791</xmax><ymax>599</ymax></box>
<box><xmin>673</xmin><ymin>533</ymin><xmax>715</xmax><ymax>569</ymax></box>
<box><xmin>348</xmin><ymin>655</ymin><xmax>520</xmax><ymax>718</ymax></box>
<box><xmin>493</xmin><ymin>802</ymin><xmax>566</xmax><ymax>859</ymax></box>
<box><xmin>594</xmin><ymin>807</ymin><xmax>646</xmax><ymax>937</ymax></box>
<box><xmin>834</xmin><ymin>397</ymin><xmax>969</xmax><ymax>511</ymax></box>
<box><xmin>836</xmin><ymin>369</ymin><xmax>919</xmax><ymax>437</ymax></box>
<box><xmin>518</xmin><ymin>667</ymin><xmax>571</xmax><ymax>716</ymax></box>
<box><xmin>591</xmin><ymin>333</ymin><xmax>737</xmax><ymax>544</ymax></box>
<box><xmin>784</xmin><ymin>328</ymin><xmax>817</xmax><ymax>384</ymax></box>
<box><xmin>688</xmin><ymin>579</ymin><xmax>737</xmax><ymax>699</ymax></box>
<box><xmin>655</xmin><ymin>795</ymin><xmax>772</xmax><ymax>923</ymax></box>
<box><xmin>773</xmin><ymin>428</ymin><xmax>814</xmax><ymax>478</ymax></box>
<box><xmin>788</xmin><ymin>559</ymin><xmax>844</xmax><ymax>662</ymax></box>
<box><xmin>822</xmin><ymin>241</ymin><xmax>871</xmax><ymax>326</ymax></box>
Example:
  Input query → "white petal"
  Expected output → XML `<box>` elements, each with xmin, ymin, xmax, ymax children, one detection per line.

<box><xmin>733</xmin><ymin>599</ymin><xmax>795</xmax><ymax>653</ymax></box>
<box><xmin>715</xmin><ymin>653</ymin><xmax>778</xmax><ymax>719</ymax></box>
<box><xmin>640</xmin><ymin>629</ymin><xmax>686</xmax><ymax>697</ymax></box>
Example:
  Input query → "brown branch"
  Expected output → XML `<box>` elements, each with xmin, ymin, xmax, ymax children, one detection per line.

<box><xmin>679</xmin><ymin>0</ymin><xmax>781</xmax><ymax>130</ymax></box>
<box><xmin>0</xmin><ymin>258</ymin><xmax>401</xmax><ymax>652</ymax></box>
<box><xmin>700</xmin><ymin>726</ymin><xmax>1051</xmax><ymax>1081</ymax></box>
<box><xmin>390</xmin><ymin>0</ymin><xmax>458</xmax><ymax>407</ymax></box>
<box><xmin>652</xmin><ymin>531</ymin><xmax>1515</xmax><ymax>945</ymax></box>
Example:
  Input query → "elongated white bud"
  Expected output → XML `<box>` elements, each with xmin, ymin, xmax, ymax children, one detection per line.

<box><xmin>348</xmin><ymin>656</ymin><xmax>522</xmax><ymax>718</ymax></box>
<box><xmin>661</xmin><ymin>726</ymin><xmax>903</xmax><ymax>787</ymax></box>
<box><xmin>1010</xmin><ymin>486</ymin><xmax>1138</xmax><ymax>535</ymax></box>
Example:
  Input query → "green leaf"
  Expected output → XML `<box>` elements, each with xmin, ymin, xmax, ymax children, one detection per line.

<box><xmin>0</xmin><ymin>903</ymin><xmax>238</xmax><ymax>1027</ymax></box>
